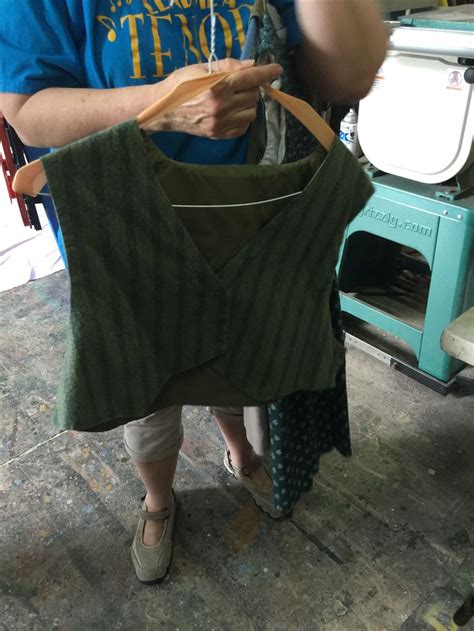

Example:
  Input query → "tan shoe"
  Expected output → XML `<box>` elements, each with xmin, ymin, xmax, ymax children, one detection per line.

<box><xmin>224</xmin><ymin>451</ymin><xmax>288</xmax><ymax>519</ymax></box>
<box><xmin>130</xmin><ymin>491</ymin><xmax>177</xmax><ymax>585</ymax></box>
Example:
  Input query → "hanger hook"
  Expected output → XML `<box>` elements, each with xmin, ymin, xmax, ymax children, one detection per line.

<box><xmin>207</xmin><ymin>0</ymin><xmax>220</xmax><ymax>73</ymax></box>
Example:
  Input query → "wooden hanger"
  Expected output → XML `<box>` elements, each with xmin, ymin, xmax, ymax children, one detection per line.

<box><xmin>12</xmin><ymin>70</ymin><xmax>335</xmax><ymax>197</ymax></box>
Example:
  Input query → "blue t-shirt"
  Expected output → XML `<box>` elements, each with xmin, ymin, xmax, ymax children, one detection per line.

<box><xmin>0</xmin><ymin>0</ymin><xmax>299</xmax><ymax>164</ymax></box>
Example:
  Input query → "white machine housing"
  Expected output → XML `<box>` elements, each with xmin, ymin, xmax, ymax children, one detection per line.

<box><xmin>358</xmin><ymin>10</ymin><xmax>474</xmax><ymax>184</ymax></box>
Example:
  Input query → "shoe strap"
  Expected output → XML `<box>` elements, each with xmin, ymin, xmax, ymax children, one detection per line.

<box><xmin>241</xmin><ymin>458</ymin><xmax>264</xmax><ymax>477</ymax></box>
<box><xmin>139</xmin><ymin>506</ymin><xmax>170</xmax><ymax>521</ymax></box>
<box><xmin>229</xmin><ymin>452</ymin><xmax>262</xmax><ymax>477</ymax></box>
<box><xmin>226</xmin><ymin>451</ymin><xmax>263</xmax><ymax>476</ymax></box>
<box><xmin>139</xmin><ymin>494</ymin><xmax>172</xmax><ymax>521</ymax></box>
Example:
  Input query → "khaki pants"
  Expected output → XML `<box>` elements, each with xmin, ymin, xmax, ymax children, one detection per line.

<box><xmin>123</xmin><ymin>405</ymin><xmax>269</xmax><ymax>462</ymax></box>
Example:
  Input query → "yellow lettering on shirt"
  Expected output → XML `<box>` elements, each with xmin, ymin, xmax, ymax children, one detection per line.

<box><xmin>120</xmin><ymin>13</ymin><xmax>146</xmax><ymax>79</ymax></box>
<box><xmin>97</xmin><ymin>1</ymin><xmax>248</xmax><ymax>82</ymax></box>
<box><xmin>110</xmin><ymin>0</ymin><xmax>133</xmax><ymax>13</ymax></box>
<box><xmin>148</xmin><ymin>13</ymin><xmax>173</xmax><ymax>77</ymax></box>
<box><xmin>142</xmin><ymin>0</ymin><xmax>171</xmax><ymax>12</ymax></box>
<box><xmin>174</xmin><ymin>14</ymin><xmax>203</xmax><ymax>66</ymax></box>
<box><xmin>229</xmin><ymin>5</ymin><xmax>251</xmax><ymax>48</ymax></box>
<box><xmin>96</xmin><ymin>16</ymin><xmax>118</xmax><ymax>42</ymax></box>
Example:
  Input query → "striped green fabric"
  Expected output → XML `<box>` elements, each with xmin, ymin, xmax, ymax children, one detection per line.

<box><xmin>42</xmin><ymin>119</ymin><xmax>373</xmax><ymax>432</ymax></box>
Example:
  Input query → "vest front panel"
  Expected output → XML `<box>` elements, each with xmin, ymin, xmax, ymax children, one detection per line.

<box><xmin>43</xmin><ymin>120</ymin><xmax>373</xmax><ymax>431</ymax></box>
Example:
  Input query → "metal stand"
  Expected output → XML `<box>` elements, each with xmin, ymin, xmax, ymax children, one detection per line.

<box><xmin>345</xmin><ymin>334</ymin><xmax>457</xmax><ymax>396</ymax></box>
<box><xmin>390</xmin><ymin>358</ymin><xmax>456</xmax><ymax>396</ymax></box>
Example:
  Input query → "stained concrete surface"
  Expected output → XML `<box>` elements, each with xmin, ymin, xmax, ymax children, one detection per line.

<box><xmin>1</xmin><ymin>271</ymin><xmax>473</xmax><ymax>630</ymax></box>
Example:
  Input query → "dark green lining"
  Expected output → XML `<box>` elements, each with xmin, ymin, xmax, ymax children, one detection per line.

<box><xmin>143</xmin><ymin>132</ymin><xmax>325</xmax><ymax>272</ymax></box>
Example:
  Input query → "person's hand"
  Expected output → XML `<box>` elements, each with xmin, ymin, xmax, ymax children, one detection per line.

<box><xmin>153</xmin><ymin>58</ymin><xmax>282</xmax><ymax>139</ymax></box>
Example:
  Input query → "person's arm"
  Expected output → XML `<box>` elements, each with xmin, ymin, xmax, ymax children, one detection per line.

<box><xmin>295</xmin><ymin>0</ymin><xmax>388</xmax><ymax>103</ymax></box>
<box><xmin>1</xmin><ymin>59</ymin><xmax>282</xmax><ymax>148</ymax></box>
<box><xmin>1</xmin><ymin>83</ymin><xmax>168</xmax><ymax>148</ymax></box>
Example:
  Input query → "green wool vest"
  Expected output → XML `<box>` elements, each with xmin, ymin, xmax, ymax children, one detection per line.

<box><xmin>42</xmin><ymin>120</ymin><xmax>373</xmax><ymax>432</ymax></box>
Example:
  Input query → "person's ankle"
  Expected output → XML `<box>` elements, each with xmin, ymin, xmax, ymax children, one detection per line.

<box><xmin>228</xmin><ymin>447</ymin><xmax>256</xmax><ymax>469</ymax></box>
<box><xmin>144</xmin><ymin>492</ymin><xmax>173</xmax><ymax>512</ymax></box>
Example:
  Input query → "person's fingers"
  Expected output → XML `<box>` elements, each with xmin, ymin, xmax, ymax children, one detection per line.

<box><xmin>216</xmin><ymin>88</ymin><xmax>259</xmax><ymax>115</ymax></box>
<box><xmin>218</xmin><ymin>106</ymin><xmax>257</xmax><ymax>134</ymax></box>
<box><xmin>169</xmin><ymin>58</ymin><xmax>273</xmax><ymax>94</ymax></box>
<box><xmin>196</xmin><ymin>83</ymin><xmax>258</xmax><ymax>121</ymax></box>
<box><xmin>218</xmin><ymin>125</ymin><xmax>251</xmax><ymax>139</ymax></box>
<box><xmin>239</xmin><ymin>59</ymin><xmax>256</xmax><ymax>69</ymax></box>
<box><xmin>206</xmin><ymin>104</ymin><xmax>256</xmax><ymax>137</ymax></box>
<box><xmin>226</xmin><ymin>63</ymin><xmax>282</xmax><ymax>92</ymax></box>
<box><xmin>169</xmin><ymin>58</ymin><xmax>250</xmax><ymax>88</ymax></box>
<box><xmin>168</xmin><ymin>58</ymin><xmax>268</xmax><ymax>138</ymax></box>
<box><xmin>177</xmin><ymin>99</ymin><xmax>256</xmax><ymax>137</ymax></box>
<box><xmin>208</xmin><ymin>58</ymin><xmax>254</xmax><ymax>73</ymax></box>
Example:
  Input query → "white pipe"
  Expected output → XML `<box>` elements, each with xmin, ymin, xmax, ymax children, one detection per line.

<box><xmin>389</xmin><ymin>26</ymin><xmax>474</xmax><ymax>58</ymax></box>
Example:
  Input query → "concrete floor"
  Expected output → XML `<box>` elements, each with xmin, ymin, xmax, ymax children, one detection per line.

<box><xmin>1</xmin><ymin>271</ymin><xmax>473</xmax><ymax>631</ymax></box>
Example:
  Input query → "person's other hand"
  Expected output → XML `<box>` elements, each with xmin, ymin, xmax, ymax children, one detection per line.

<box><xmin>153</xmin><ymin>58</ymin><xmax>282</xmax><ymax>139</ymax></box>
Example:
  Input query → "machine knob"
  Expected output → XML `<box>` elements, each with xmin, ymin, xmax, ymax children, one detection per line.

<box><xmin>464</xmin><ymin>68</ymin><xmax>474</xmax><ymax>84</ymax></box>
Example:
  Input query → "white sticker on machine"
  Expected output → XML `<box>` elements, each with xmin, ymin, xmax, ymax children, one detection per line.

<box><xmin>447</xmin><ymin>68</ymin><xmax>463</xmax><ymax>91</ymax></box>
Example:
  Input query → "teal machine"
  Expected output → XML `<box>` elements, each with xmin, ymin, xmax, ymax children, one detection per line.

<box><xmin>336</xmin><ymin>6</ymin><xmax>474</xmax><ymax>393</ymax></box>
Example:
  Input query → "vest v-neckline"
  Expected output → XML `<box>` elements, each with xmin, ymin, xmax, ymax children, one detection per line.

<box><xmin>132</xmin><ymin>120</ymin><xmax>342</xmax><ymax>220</ymax></box>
